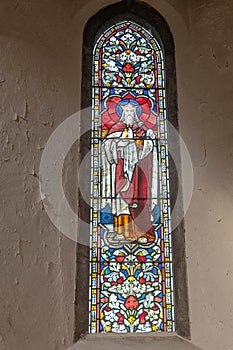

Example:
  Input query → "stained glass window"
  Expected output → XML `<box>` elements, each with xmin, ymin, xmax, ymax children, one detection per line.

<box><xmin>89</xmin><ymin>20</ymin><xmax>174</xmax><ymax>334</ymax></box>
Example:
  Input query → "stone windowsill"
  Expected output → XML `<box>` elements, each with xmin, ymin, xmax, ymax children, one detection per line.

<box><xmin>68</xmin><ymin>333</ymin><xmax>204</xmax><ymax>350</ymax></box>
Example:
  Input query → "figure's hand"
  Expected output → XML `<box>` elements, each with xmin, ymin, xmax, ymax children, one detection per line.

<box><xmin>118</xmin><ymin>128</ymin><xmax>130</xmax><ymax>147</ymax></box>
<box><xmin>146</xmin><ymin>129</ymin><xmax>155</xmax><ymax>139</ymax></box>
<box><xmin>127</xmin><ymin>127</ymin><xmax>133</xmax><ymax>139</ymax></box>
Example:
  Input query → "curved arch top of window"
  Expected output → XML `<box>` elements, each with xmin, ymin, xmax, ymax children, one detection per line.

<box><xmin>89</xmin><ymin>20</ymin><xmax>174</xmax><ymax>334</ymax></box>
<box><xmin>93</xmin><ymin>20</ymin><xmax>164</xmax><ymax>90</ymax></box>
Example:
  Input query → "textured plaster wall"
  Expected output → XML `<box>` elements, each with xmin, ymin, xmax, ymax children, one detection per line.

<box><xmin>176</xmin><ymin>1</ymin><xmax>233</xmax><ymax>350</ymax></box>
<box><xmin>0</xmin><ymin>1</ymin><xmax>232</xmax><ymax>350</ymax></box>
<box><xmin>0</xmin><ymin>1</ymin><xmax>81</xmax><ymax>349</ymax></box>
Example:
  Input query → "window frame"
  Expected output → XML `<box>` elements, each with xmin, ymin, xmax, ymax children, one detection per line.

<box><xmin>74</xmin><ymin>0</ymin><xmax>190</xmax><ymax>341</ymax></box>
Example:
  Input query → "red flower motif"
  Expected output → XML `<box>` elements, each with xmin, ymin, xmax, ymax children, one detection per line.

<box><xmin>124</xmin><ymin>295</ymin><xmax>139</xmax><ymax>310</ymax></box>
<box><xmin>137</xmin><ymin>255</ymin><xmax>146</xmax><ymax>262</ymax></box>
<box><xmin>139</xmin><ymin>277</ymin><xmax>146</xmax><ymax>284</ymax></box>
<box><xmin>139</xmin><ymin>311</ymin><xmax>147</xmax><ymax>324</ymax></box>
<box><xmin>117</xmin><ymin>312</ymin><xmax>124</xmax><ymax>324</ymax></box>
<box><xmin>116</xmin><ymin>75</ymin><xmax>122</xmax><ymax>83</ymax></box>
<box><xmin>116</xmin><ymin>255</ymin><xmax>125</xmax><ymax>263</ymax></box>
<box><xmin>123</xmin><ymin>63</ymin><xmax>135</xmax><ymax>73</ymax></box>
<box><xmin>119</xmin><ymin>316</ymin><xmax>124</xmax><ymax>324</ymax></box>
<box><xmin>117</xmin><ymin>277</ymin><xmax>124</xmax><ymax>284</ymax></box>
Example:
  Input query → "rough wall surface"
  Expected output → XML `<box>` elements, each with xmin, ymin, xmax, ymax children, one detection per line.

<box><xmin>177</xmin><ymin>1</ymin><xmax>233</xmax><ymax>350</ymax></box>
<box><xmin>0</xmin><ymin>1</ymin><xmax>232</xmax><ymax>350</ymax></box>
<box><xmin>0</xmin><ymin>2</ymin><xmax>80</xmax><ymax>349</ymax></box>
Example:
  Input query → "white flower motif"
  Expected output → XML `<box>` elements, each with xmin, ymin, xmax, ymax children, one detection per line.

<box><xmin>104</xmin><ymin>309</ymin><xmax>118</xmax><ymax>323</ymax></box>
<box><xmin>112</xmin><ymin>322</ymin><xmax>127</xmax><ymax>333</ymax></box>
<box><xmin>143</xmin><ymin>293</ymin><xmax>154</xmax><ymax>309</ymax></box>
<box><xmin>148</xmin><ymin>308</ymin><xmax>160</xmax><ymax>321</ymax></box>
<box><xmin>138</xmin><ymin>321</ymin><xmax>152</xmax><ymax>332</ymax></box>
<box><xmin>109</xmin><ymin>294</ymin><xmax>121</xmax><ymax>309</ymax></box>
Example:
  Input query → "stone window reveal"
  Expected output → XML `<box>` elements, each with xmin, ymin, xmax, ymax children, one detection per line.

<box><xmin>75</xmin><ymin>0</ymin><xmax>190</xmax><ymax>340</ymax></box>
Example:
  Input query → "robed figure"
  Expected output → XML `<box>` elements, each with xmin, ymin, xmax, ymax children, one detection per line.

<box><xmin>101</xmin><ymin>98</ymin><xmax>159</xmax><ymax>244</ymax></box>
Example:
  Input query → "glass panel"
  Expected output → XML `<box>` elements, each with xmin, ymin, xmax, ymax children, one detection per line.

<box><xmin>90</xmin><ymin>20</ymin><xmax>174</xmax><ymax>334</ymax></box>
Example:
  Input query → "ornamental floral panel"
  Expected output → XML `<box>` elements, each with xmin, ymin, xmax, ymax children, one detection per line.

<box><xmin>89</xmin><ymin>21</ymin><xmax>174</xmax><ymax>334</ymax></box>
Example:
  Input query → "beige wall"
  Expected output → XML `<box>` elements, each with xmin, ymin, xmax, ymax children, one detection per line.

<box><xmin>177</xmin><ymin>2</ymin><xmax>233</xmax><ymax>350</ymax></box>
<box><xmin>0</xmin><ymin>1</ymin><xmax>232</xmax><ymax>350</ymax></box>
<box><xmin>0</xmin><ymin>2</ymin><xmax>80</xmax><ymax>349</ymax></box>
